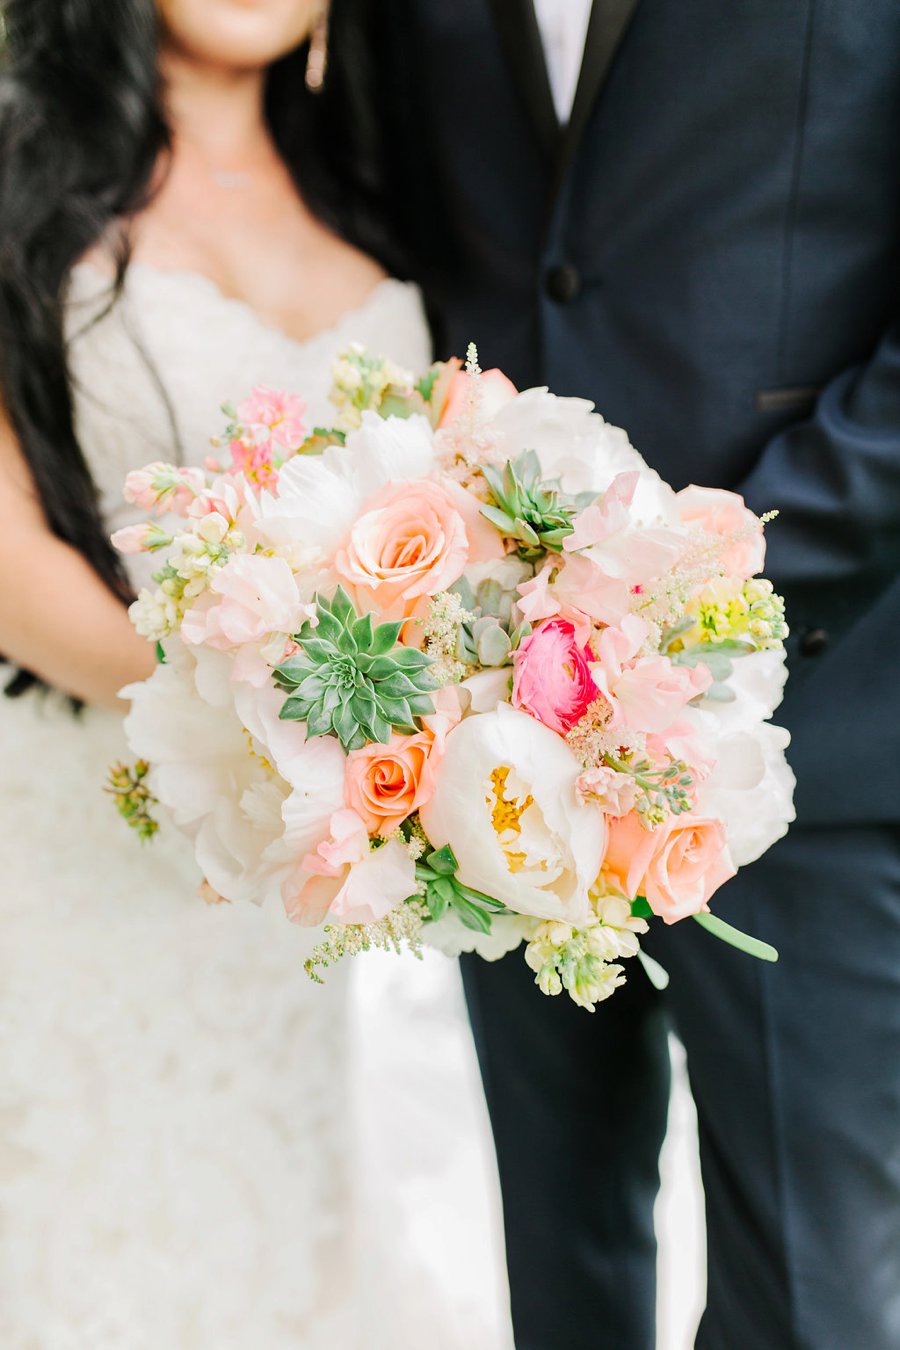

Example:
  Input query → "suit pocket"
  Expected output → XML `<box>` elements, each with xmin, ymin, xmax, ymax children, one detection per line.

<box><xmin>755</xmin><ymin>385</ymin><xmax>822</xmax><ymax>415</ymax></box>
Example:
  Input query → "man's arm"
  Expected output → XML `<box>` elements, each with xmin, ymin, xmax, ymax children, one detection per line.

<box><xmin>737</xmin><ymin>321</ymin><xmax>900</xmax><ymax>599</ymax></box>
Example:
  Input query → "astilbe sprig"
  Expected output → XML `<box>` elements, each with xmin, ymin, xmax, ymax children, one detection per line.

<box><xmin>304</xmin><ymin>898</ymin><xmax>429</xmax><ymax>984</ymax></box>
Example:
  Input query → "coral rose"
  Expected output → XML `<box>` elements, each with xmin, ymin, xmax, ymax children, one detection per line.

<box><xmin>345</xmin><ymin>731</ymin><xmax>442</xmax><ymax>838</ymax></box>
<box><xmin>512</xmin><ymin>617</ymin><xmax>597</xmax><ymax>734</ymax></box>
<box><xmin>334</xmin><ymin>479</ymin><xmax>468</xmax><ymax>621</ymax></box>
<box><xmin>604</xmin><ymin>810</ymin><xmax>736</xmax><ymax>923</ymax></box>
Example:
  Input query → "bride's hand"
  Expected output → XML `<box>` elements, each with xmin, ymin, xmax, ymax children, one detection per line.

<box><xmin>0</xmin><ymin>417</ymin><xmax>156</xmax><ymax>709</ymax></box>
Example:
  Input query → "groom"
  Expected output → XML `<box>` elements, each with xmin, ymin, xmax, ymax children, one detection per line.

<box><xmin>368</xmin><ymin>3</ymin><xmax>900</xmax><ymax>1347</ymax></box>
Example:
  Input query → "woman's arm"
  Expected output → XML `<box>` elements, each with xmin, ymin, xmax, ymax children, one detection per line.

<box><xmin>0</xmin><ymin>418</ymin><xmax>156</xmax><ymax>709</ymax></box>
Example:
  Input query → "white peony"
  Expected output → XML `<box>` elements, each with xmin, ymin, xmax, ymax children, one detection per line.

<box><xmin>489</xmin><ymin>388</ymin><xmax>679</xmax><ymax>524</ymax></box>
<box><xmin>418</xmin><ymin>703</ymin><xmax>607</xmax><ymax>923</ymax></box>
<box><xmin>695</xmin><ymin>721</ymin><xmax>796</xmax><ymax>867</ymax></box>
<box><xmin>122</xmin><ymin>645</ymin><xmax>344</xmax><ymax>907</ymax></box>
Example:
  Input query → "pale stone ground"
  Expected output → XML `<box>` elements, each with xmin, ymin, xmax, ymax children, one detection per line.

<box><xmin>354</xmin><ymin>951</ymin><xmax>705</xmax><ymax>1350</ymax></box>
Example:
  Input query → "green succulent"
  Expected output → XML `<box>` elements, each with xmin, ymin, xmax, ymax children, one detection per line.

<box><xmin>480</xmin><ymin>450</ymin><xmax>587</xmax><ymax>559</ymax></box>
<box><xmin>415</xmin><ymin>844</ymin><xmax>508</xmax><ymax>933</ymax></box>
<box><xmin>275</xmin><ymin>587</ymin><xmax>438</xmax><ymax>751</ymax></box>
<box><xmin>450</xmin><ymin>574</ymin><xmax>531</xmax><ymax>668</ymax></box>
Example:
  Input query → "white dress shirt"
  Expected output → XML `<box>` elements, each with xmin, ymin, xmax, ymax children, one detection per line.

<box><xmin>533</xmin><ymin>0</ymin><xmax>594</xmax><ymax>123</ymax></box>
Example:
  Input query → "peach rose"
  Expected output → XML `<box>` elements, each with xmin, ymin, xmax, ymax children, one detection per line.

<box><xmin>677</xmin><ymin>485</ymin><xmax>765</xmax><ymax>579</ymax></box>
<box><xmin>345</xmin><ymin>730</ymin><xmax>443</xmax><ymax>837</ymax></box>
<box><xmin>334</xmin><ymin>480</ymin><xmax>469</xmax><ymax>621</ymax></box>
<box><xmin>603</xmin><ymin>810</ymin><xmax>736</xmax><ymax>923</ymax></box>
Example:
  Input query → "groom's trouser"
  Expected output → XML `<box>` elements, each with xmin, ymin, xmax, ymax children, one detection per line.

<box><xmin>461</xmin><ymin>824</ymin><xmax>900</xmax><ymax>1350</ymax></box>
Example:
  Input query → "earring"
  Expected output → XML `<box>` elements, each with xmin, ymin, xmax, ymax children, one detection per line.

<box><xmin>305</xmin><ymin>5</ymin><xmax>329</xmax><ymax>94</ymax></box>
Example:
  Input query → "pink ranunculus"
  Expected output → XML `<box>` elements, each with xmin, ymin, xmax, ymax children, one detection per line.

<box><xmin>437</xmin><ymin>367</ymin><xmax>518</xmax><ymax>429</ymax></box>
<box><xmin>334</xmin><ymin>480</ymin><xmax>469</xmax><ymax>621</ymax></box>
<box><xmin>603</xmin><ymin>810</ymin><xmax>736</xmax><ymax>923</ymax></box>
<box><xmin>180</xmin><ymin>554</ymin><xmax>313</xmax><ymax>652</ymax></box>
<box><xmin>677</xmin><ymin>485</ymin><xmax>766</xmax><ymax>579</ymax></box>
<box><xmin>511</xmin><ymin>617</ymin><xmax>597</xmax><ymax>735</ymax></box>
<box><xmin>282</xmin><ymin>809</ymin><xmax>415</xmax><ymax>926</ymax></box>
<box><xmin>237</xmin><ymin>387</ymin><xmax>308</xmax><ymax>451</ymax></box>
<box><xmin>345</xmin><ymin>730</ymin><xmax>444</xmax><ymax>838</ymax></box>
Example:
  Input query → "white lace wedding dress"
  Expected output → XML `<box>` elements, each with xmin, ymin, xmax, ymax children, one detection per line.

<box><xmin>0</xmin><ymin>264</ymin><xmax>512</xmax><ymax>1350</ymax></box>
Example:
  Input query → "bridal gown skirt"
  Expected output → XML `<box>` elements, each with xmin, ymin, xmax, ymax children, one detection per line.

<box><xmin>0</xmin><ymin>692</ymin><xmax>512</xmax><ymax>1349</ymax></box>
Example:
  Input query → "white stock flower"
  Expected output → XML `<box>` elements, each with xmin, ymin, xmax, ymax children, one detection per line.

<box><xmin>129</xmin><ymin>586</ymin><xmax>182</xmax><ymax>641</ymax></box>
<box><xmin>418</xmin><ymin>703</ymin><xmax>607</xmax><ymax>923</ymax></box>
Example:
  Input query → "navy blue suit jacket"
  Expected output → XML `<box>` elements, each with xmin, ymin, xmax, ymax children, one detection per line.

<box><xmin>371</xmin><ymin>0</ymin><xmax>900</xmax><ymax>825</ymax></box>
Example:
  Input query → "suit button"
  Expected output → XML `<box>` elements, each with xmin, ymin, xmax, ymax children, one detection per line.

<box><xmin>799</xmin><ymin>627</ymin><xmax>829</xmax><ymax>656</ymax></box>
<box><xmin>546</xmin><ymin>263</ymin><xmax>583</xmax><ymax>303</ymax></box>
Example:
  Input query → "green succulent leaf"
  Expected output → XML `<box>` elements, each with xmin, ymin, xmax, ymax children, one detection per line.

<box><xmin>275</xmin><ymin>588</ymin><xmax>437</xmax><ymax>751</ymax></box>
<box><xmin>479</xmin><ymin>450</ymin><xmax>580</xmax><ymax>559</ymax></box>
<box><xmin>413</xmin><ymin>845</ymin><xmax>508</xmax><ymax>933</ymax></box>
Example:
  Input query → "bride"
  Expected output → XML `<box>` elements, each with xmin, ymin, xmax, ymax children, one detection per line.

<box><xmin>0</xmin><ymin>2</ymin><xmax>509</xmax><ymax>1345</ymax></box>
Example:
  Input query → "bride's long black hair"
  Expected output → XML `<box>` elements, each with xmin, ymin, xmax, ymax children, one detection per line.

<box><xmin>0</xmin><ymin>0</ymin><xmax>381</xmax><ymax>695</ymax></box>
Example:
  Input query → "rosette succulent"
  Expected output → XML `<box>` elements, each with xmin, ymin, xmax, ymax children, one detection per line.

<box><xmin>481</xmin><ymin>449</ymin><xmax>590</xmax><ymax>559</ymax></box>
<box><xmin>275</xmin><ymin>587</ymin><xmax>438</xmax><ymax>751</ymax></box>
<box><xmin>450</xmin><ymin>572</ymin><xmax>532</xmax><ymax>668</ymax></box>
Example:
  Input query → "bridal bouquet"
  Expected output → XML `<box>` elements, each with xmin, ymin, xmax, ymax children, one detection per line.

<box><xmin>110</xmin><ymin>345</ymin><xmax>794</xmax><ymax>1011</ymax></box>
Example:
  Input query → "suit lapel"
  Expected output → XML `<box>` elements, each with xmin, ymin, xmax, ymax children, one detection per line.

<box><xmin>558</xmin><ymin>0</ymin><xmax>642</xmax><ymax>179</ymax></box>
<box><xmin>487</xmin><ymin>0</ymin><xmax>559</xmax><ymax>158</ymax></box>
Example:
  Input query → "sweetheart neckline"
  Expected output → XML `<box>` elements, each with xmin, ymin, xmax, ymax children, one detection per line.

<box><xmin>69</xmin><ymin>260</ymin><xmax>413</xmax><ymax>357</ymax></box>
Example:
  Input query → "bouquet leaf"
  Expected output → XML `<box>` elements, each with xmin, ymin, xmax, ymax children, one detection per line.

<box><xmin>415</xmin><ymin>845</ymin><xmax>507</xmax><ymax>932</ymax></box>
<box><xmin>693</xmin><ymin>912</ymin><xmax>779</xmax><ymax>962</ymax></box>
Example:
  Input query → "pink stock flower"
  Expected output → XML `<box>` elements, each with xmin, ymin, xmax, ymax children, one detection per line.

<box><xmin>345</xmin><ymin>731</ymin><xmax>443</xmax><ymax>838</ymax></box>
<box><xmin>676</xmin><ymin>485</ymin><xmax>766</xmax><ymax>580</ymax></box>
<box><xmin>123</xmin><ymin>463</ymin><xmax>206</xmax><ymax>517</ymax></box>
<box><xmin>511</xmin><ymin>617</ymin><xmax>597</xmax><ymax>735</ymax></box>
<box><xmin>283</xmin><ymin>809</ymin><xmax>415</xmax><ymax>927</ymax></box>
<box><xmin>575</xmin><ymin>766</ymin><xmax>639</xmax><ymax>817</ymax></box>
<box><xmin>229</xmin><ymin>436</ymin><xmax>279</xmax><ymax>490</ymax></box>
<box><xmin>237</xmin><ymin>387</ymin><xmax>308</xmax><ymax>451</ymax></box>
<box><xmin>110</xmin><ymin>521</ymin><xmax>170</xmax><ymax>555</ymax></box>
<box><xmin>603</xmin><ymin>810</ymin><xmax>736</xmax><ymax>923</ymax></box>
<box><xmin>437</xmin><ymin>367</ymin><xmax>518</xmax><ymax>428</ymax></box>
<box><xmin>334</xmin><ymin>480</ymin><xmax>469</xmax><ymax>621</ymax></box>
<box><xmin>592</xmin><ymin>615</ymin><xmax>713</xmax><ymax>734</ymax></box>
